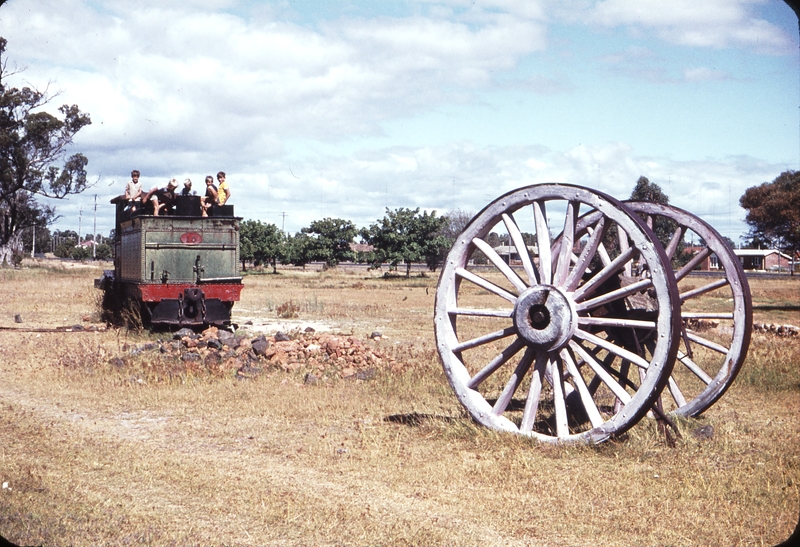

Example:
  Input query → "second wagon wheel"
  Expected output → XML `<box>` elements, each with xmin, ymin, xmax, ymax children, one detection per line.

<box><xmin>620</xmin><ymin>201</ymin><xmax>753</xmax><ymax>417</ymax></box>
<box><xmin>434</xmin><ymin>184</ymin><xmax>682</xmax><ymax>443</ymax></box>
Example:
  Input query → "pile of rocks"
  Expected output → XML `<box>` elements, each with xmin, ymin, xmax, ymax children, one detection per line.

<box><xmin>120</xmin><ymin>327</ymin><xmax>405</xmax><ymax>382</ymax></box>
<box><xmin>752</xmin><ymin>322</ymin><xmax>799</xmax><ymax>337</ymax></box>
<box><xmin>685</xmin><ymin>318</ymin><xmax>719</xmax><ymax>332</ymax></box>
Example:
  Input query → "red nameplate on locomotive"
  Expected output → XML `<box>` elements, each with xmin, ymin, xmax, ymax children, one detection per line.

<box><xmin>180</xmin><ymin>232</ymin><xmax>203</xmax><ymax>244</ymax></box>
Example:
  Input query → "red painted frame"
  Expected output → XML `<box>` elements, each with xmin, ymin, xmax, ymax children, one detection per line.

<box><xmin>134</xmin><ymin>283</ymin><xmax>243</xmax><ymax>302</ymax></box>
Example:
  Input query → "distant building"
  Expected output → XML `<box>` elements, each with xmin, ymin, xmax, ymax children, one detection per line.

<box><xmin>349</xmin><ymin>243</ymin><xmax>373</xmax><ymax>253</ymax></box>
<box><xmin>494</xmin><ymin>245</ymin><xmax>538</xmax><ymax>265</ymax></box>
<box><xmin>734</xmin><ymin>249</ymin><xmax>792</xmax><ymax>271</ymax></box>
<box><xmin>683</xmin><ymin>245</ymin><xmax>715</xmax><ymax>271</ymax></box>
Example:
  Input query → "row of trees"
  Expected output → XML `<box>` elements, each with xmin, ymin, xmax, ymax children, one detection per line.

<box><xmin>6</xmin><ymin>225</ymin><xmax>112</xmax><ymax>264</ymax></box>
<box><xmin>237</xmin><ymin>174</ymin><xmax>800</xmax><ymax>277</ymax></box>
<box><xmin>239</xmin><ymin>207</ymin><xmax>466</xmax><ymax>276</ymax></box>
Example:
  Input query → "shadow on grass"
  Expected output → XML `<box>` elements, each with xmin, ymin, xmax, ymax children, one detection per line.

<box><xmin>752</xmin><ymin>304</ymin><xmax>800</xmax><ymax>311</ymax></box>
<box><xmin>384</xmin><ymin>412</ymin><xmax>459</xmax><ymax>426</ymax></box>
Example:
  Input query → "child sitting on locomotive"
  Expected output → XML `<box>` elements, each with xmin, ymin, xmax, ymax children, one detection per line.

<box><xmin>124</xmin><ymin>169</ymin><xmax>142</xmax><ymax>212</ymax></box>
<box><xmin>181</xmin><ymin>178</ymin><xmax>194</xmax><ymax>196</ymax></box>
<box><xmin>216</xmin><ymin>171</ymin><xmax>230</xmax><ymax>205</ymax></box>
<box><xmin>142</xmin><ymin>178</ymin><xmax>179</xmax><ymax>216</ymax></box>
<box><xmin>201</xmin><ymin>175</ymin><xmax>218</xmax><ymax>217</ymax></box>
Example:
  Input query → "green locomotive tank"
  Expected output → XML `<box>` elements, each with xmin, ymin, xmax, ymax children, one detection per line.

<box><xmin>95</xmin><ymin>195</ymin><xmax>243</xmax><ymax>327</ymax></box>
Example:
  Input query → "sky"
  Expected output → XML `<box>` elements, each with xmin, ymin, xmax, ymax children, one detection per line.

<box><xmin>1</xmin><ymin>0</ymin><xmax>798</xmax><ymax>243</ymax></box>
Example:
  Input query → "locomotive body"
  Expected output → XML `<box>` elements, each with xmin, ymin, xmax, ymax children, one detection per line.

<box><xmin>96</xmin><ymin>196</ymin><xmax>243</xmax><ymax>327</ymax></box>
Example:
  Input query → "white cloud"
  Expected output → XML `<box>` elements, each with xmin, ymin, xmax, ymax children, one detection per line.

<box><xmin>1</xmin><ymin>0</ymin><xmax>794</xmax><ymax>244</ymax></box>
<box><xmin>219</xmin><ymin>142</ymin><xmax>781</xmax><ymax>241</ymax></box>
<box><xmin>2</xmin><ymin>0</ymin><xmax>551</xmax><ymax>177</ymax></box>
<box><xmin>40</xmin><ymin>138</ymin><xmax>787</xmax><ymax>244</ymax></box>
<box><xmin>580</xmin><ymin>0</ymin><xmax>793</xmax><ymax>53</ymax></box>
<box><xmin>683</xmin><ymin>66</ymin><xmax>730</xmax><ymax>82</ymax></box>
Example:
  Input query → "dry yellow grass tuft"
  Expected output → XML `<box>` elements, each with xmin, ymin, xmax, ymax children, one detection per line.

<box><xmin>0</xmin><ymin>262</ymin><xmax>798</xmax><ymax>546</ymax></box>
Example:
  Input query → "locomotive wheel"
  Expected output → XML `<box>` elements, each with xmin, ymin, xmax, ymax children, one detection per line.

<box><xmin>434</xmin><ymin>184</ymin><xmax>682</xmax><ymax>444</ymax></box>
<box><xmin>620</xmin><ymin>202</ymin><xmax>753</xmax><ymax>417</ymax></box>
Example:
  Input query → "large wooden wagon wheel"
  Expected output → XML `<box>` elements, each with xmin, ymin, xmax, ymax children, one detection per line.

<box><xmin>434</xmin><ymin>184</ymin><xmax>682</xmax><ymax>443</ymax></box>
<box><xmin>619</xmin><ymin>202</ymin><xmax>753</xmax><ymax>417</ymax></box>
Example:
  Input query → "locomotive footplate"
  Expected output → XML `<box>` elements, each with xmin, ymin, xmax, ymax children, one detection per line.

<box><xmin>148</xmin><ymin>290</ymin><xmax>231</xmax><ymax>326</ymax></box>
<box><xmin>135</xmin><ymin>283</ymin><xmax>243</xmax><ymax>326</ymax></box>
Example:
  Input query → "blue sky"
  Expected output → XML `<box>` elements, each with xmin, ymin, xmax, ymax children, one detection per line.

<box><xmin>1</xmin><ymin>0</ymin><xmax>798</xmax><ymax>242</ymax></box>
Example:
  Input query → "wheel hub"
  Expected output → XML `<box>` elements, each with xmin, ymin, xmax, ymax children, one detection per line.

<box><xmin>513</xmin><ymin>285</ymin><xmax>578</xmax><ymax>351</ymax></box>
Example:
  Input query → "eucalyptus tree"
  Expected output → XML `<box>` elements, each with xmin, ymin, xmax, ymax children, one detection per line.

<box><xmin>0</xmin><ymin>37</ymin><xmax>92</xmax><ymax>264</ymax></box>
<box><xmin>360</xmin><ymin>207</ymin><xmax>449</xmax><ymax>276</ymax></box>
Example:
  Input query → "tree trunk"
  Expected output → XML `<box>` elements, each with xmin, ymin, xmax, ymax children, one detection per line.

<box><xmin>0</xmin><ymin>243</ymin><xmax>13</xmax><ymax>266</ymax></box>
<box><xmin>0</xmin><ymin>233</ymin><xmax>23</xmax><ymax>266</ymax></box>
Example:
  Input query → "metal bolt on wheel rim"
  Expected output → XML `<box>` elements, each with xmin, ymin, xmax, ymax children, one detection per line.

<box><xmin>434</xmin><ymin>184</ymin><xmax>682</xmax><ymax>443</ymax></box>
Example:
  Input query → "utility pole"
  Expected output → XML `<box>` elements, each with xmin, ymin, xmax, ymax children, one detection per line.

<box><xmin>92</xmin><ymin>194</ymin><xmax>97</xmax><ymax>260</ymax></box>
<box><xmin>78</xmin><ymin>207</ymin><xmax>83</xmax><ymax>245</ymax></box>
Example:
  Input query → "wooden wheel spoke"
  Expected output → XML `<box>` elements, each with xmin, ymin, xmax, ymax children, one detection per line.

<box><xmin>578</xmin><ymin>317</ymin><xmax>657</xmax><ymax>330</ymax></box>
<box><xmin>676</xmin><ymin>351</ymin><xmax>714</xmax><ymax>385</ymax></box>
<box><xmin>533</xmin><ymin>201</ymin><xmax>552</xmax><ymax>284</ymax></box>
<box><xmin>597</xmin><ymin>240</ymin><xmax>612</xmax><ymax>267</ymax></box>
<box><xmin>684</xmin><ymin>331</ymin><xmax>729</xmax><ymax>355</ymax></box>
<box><xmin>569</xmin><ymin>341</ymin><xmax>632</xmax><ymax>404</ymax></box>
<box><xmin>502</xmin><ymin>213</ymin><xmax>538</xmax><ymax>286</ymax></box>
<box><xmin>617</xmin><ymin>359</ymin><xmax>633</xmax><ymax>395</ymax></box>
<box><xmin>667</xmin><ymin>375</ymin><xmax>688</xmax><ymax>408</ymax></box>
<box><xmin>553</xmin><ymin>201</ymin><xmax>578</xmax><ymax>287</ymax></box>
<box><xmin>471</xmin><ymin>237</ymin><xmax>528</xmax><ymax>293</ymax></box>
<box><xmin>564</xmin><ymin>217</ymin><xmax>606</xmax><ymax>291</ymax></box>
<box><xmin>492</xmin><ymin>347</ymin><xmax>535</xmax><ymax>415</ymax></box>
<box><xmin>561</xmin><ymin>348</ymin><xmax>604</xmax><ymax>428</ymax></box>
<box><xmin>675</xmin><ymin>247</ymin><xmax>710</xmax><ymax>282</ymax></box>
<box><xmin>572</xmin><ymin>246</ymin><xmax>637</xmax><ymax>302</ymax></box>
<box><xmin>468</xmin><ymin>338</ymin><xmax>526</xmax><ymax>389</ymax></box>
<box><xmin>455</xmin><ymin>267</ymin><xmax>518</xmax><ymax>303</ymax></box>
<box><xmin>520</xmin><ymin>352</ymin><xmax>549</xmax><ymax>433</ymax></box>
<box><xmin>573</xmin><ymin>329</ymin><xmax>651</xmax><ymax>370</ymax></box>
<box><xmin>550</xmin><ymin>356</ymin><xmax>569</xmax><ymax>437</ymax></box>
<box><xmin>679</xmin><ymin>278</ymin><xmax>728</xmax><ymax>302</ymax></box>
<box><xmin>576</xmin><ymin>278</ymin><xmax>652</xmax><ymax>312</ymax></box>
<box><xmin>681</xmin><ymin>312</ymin><xmax>734</xmax><ymax>320</ymax></box>
<box><xmin>618</xmin><ymin>225</ymin><xmax>631</xmax><ymax>276</ymax></box>
<box><xmin>453</xmin><ymin>326</ymin><xmax>517</xmax><ymax>353</ymax></box>
<box><xmin>450</xmin><ymin>307</ymin><xmax>513</xmax><ymax>318</ymax></box>
<box><xmin>665</xmin><ymin>226</ymin><xmax>686</xmax><ymax>260</ymax></box>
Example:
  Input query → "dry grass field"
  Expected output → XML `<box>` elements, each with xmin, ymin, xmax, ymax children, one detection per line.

<box><xmin>0</xmin><ymin>259</ymin><xmax>798</xmax><ymax>546</ymax></box>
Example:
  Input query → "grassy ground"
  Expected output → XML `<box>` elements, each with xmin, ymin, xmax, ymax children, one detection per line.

<box><xmin>0</xmin><ymin>261</ymin><xmax>798</xmax><ymax>546</ymax></box>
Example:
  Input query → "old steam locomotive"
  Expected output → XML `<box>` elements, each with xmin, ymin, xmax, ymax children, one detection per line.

<box><xmin>95</xmin><ymin>192</ymin><xmax>243</xmax><ymax>328</ymax></box>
